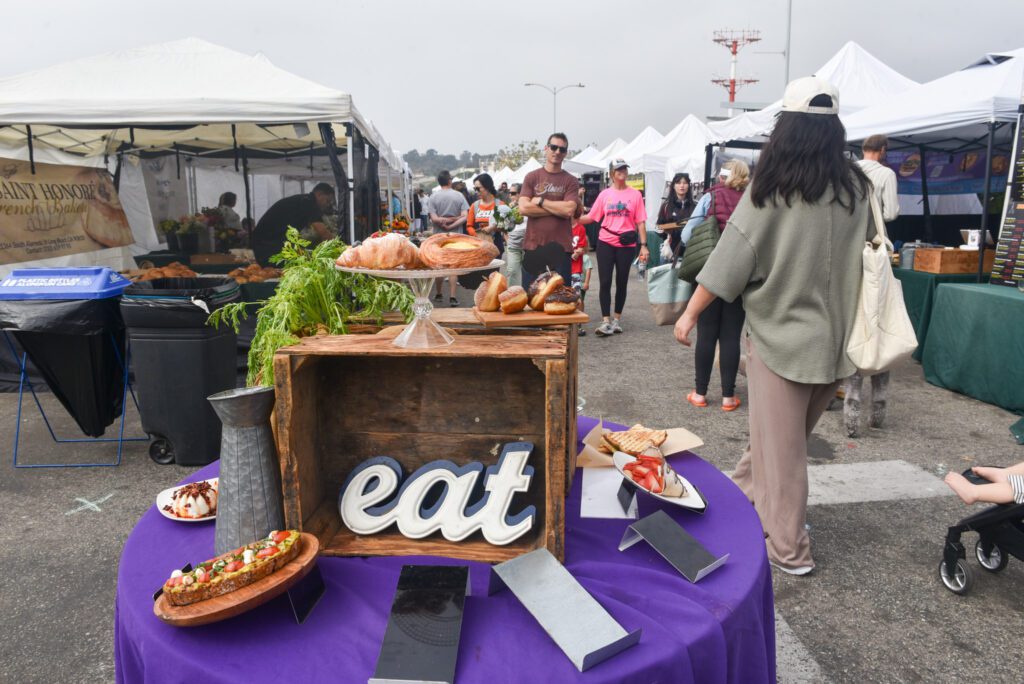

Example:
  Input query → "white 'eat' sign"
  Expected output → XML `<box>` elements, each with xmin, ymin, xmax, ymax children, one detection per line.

<box><xmin>338</xmin><ymin>442</ymin><xmax>536</xmax><ymax>546</ymax></box>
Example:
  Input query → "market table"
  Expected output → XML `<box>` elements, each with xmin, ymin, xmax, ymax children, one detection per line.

<box><xmin>921</xmin><ymin>283</ymin><xmax>1024</xmax><ymax>413</ymax></box>
<box><xmin>893</xmin><ymin>269</ymin><xmax>987</xmax><ymax>361</ymax></box>
<box><xmin>115</xmin><ymin>416</ymin><xmax>774</xmax><ymax>683</ymax></box>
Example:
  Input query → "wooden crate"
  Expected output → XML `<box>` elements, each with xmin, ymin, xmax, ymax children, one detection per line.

<box><xmin>914</xmin><ymin>248</ymin><xmax>994</xmax><ymax>274</ymax></box>
<box><xmin>272</xmin><ymin>332</ymin><xmax>574</xmax><ymax>563</ymax></box>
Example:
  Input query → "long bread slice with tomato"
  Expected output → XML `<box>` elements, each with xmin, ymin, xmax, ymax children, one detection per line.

<box><xmin>162</xmin><ymin>530</ymin><xmax>301</xmax><ymax>606</ymax></box>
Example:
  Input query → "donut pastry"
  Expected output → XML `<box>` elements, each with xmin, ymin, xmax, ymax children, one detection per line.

<box><xmin>419</xmin><ymin>233</ymin><xmax>498</xmax><ymax>269</ymax></box>
<box><xmin>527</xmin><ymin>271</ymin><xmax>565</xmax><ymax>311</ymax></box>
<box><xmin>498</xmin><ymin>286</ymin><xmax>528</xmax><ymax>313</ymax></box>
<box><xmin>543</xmin><ymin>285</ymin><xmax>580</xmax><ymax>315</ymax></box>
<box><xmin>335</xmin><ymin>233</ymin><xmax>420</xmax><ymax>270</ymax></box>
<box><xmin>473</xmin><ymin>271</ymin><xmax>507</xmax><ymax>312</ymax></box>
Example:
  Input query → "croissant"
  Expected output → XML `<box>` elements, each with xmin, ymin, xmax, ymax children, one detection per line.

<box><xmin>419</xmin><ymin>233</ymin><xmax>498</xmax><ymax>269</ymax></box>
<box><xmin>335</xmin><ymin>233</ymin><xmax>420</xmax><ymax>270</ymax></box>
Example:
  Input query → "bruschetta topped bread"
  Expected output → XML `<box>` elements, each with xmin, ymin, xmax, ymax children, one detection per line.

<box><xmin>162</xmin><ymin>530</ymin><xmax>301</xmax><ymax>606</ymax></box>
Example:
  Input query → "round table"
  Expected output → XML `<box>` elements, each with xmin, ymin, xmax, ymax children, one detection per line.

<box><xmin>115</xmin><ymin>416</ymin><xmax>774</xmax><ymax>683</ymax></box>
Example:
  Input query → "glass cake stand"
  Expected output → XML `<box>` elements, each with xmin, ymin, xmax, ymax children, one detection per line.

<box><xmin>336</xmin><ymin>259</ymin><xmax>503</xmax><ymax>348</ymax></box>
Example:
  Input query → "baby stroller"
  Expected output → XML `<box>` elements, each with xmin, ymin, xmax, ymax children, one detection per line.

<box><xmin>939</xmin><ymin>468</ymin><xmax>1024</xmax><ymax>594</ymax></box>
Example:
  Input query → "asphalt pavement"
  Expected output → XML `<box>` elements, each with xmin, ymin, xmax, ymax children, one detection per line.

<box><xmin>1</xmin><ymin>275</ymin><xmax>1022</xmax><ymax>683</ymax></box>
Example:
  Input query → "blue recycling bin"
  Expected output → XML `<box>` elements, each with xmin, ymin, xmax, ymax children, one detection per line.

<box><xmin>0</xmin><ymin>267</ymin><xmax>145</xmax><ymax>467</ymax></box>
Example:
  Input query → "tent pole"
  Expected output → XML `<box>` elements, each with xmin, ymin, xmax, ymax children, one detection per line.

<box><xmin>25</xmin><ymin>126</ymin><xmax>35</xmax><ymax>174</ymax></box>
<box><xmin>317</xmin><ymin>122</ymin><xmax>352</xmax><ymax>244</ymax></box>
<box><xmin>918</xmin><ymin>145</ymin><xmax>932</xmax><ymax>243</ymax></box>
<box><xmin>387</xmin><ymin>165</ymin><xmax>394</xmax><ymax>224</ymax></box>
<box><xmin>703</xmin><ymin>144</ymin><xmax>713</xmax><ymax>189</ymax></box>
<box><xmin>346</xmin><ymin>129</ymin><xmax>355</xmax><ymax>245</ymax></box>
<box><xmin>977</xmin><ymin>121</ymin><xmax>996</xmax><ymax>283</ymax></box>
<box><xmin>232</xmin><ymin>125</ymin><xmax>239</xmax><ymax>172</ymax></box>
<box><xmin>241</xmin><ymin>145</ymin><xmax>252</xmax><ymax>234</ymax></box>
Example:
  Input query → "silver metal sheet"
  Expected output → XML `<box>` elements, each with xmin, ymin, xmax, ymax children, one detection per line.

<box><xmin>489</xmin><ymin>548</ymin><xmax>641</xmax><ymax>672</ymax></box>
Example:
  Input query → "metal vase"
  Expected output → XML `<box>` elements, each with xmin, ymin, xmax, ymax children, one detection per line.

<box><xmin>209</xmin><ymin>386</ymin><xmax>284</xmax><ymax>554</ymax></box>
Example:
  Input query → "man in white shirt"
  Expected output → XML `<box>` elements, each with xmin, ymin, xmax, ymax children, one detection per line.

<box><xmin>845</xmin><ymin>134</ymin><xmax>899</xmax><ymax>436</ymax></box>
<box><xmin>856</xmin><ymin>134</ymin><xmax>899</xmax><ymax>222</ymax></box>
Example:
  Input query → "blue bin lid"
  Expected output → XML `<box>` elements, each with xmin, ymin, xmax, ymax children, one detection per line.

<box><xmin>0</xmin><ymin>267</ymin><xmax>132</xmax><ymax>300</ymax></box>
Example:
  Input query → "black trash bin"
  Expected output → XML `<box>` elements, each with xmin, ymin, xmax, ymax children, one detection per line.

<box><xmin>121</xmin><ymin>277</ymin><xmax>239</xmax><ymax>466</ymax></box>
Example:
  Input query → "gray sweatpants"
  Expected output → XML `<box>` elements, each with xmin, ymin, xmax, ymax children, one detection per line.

<box><xmin>732</xmin><ymin>337</ymin><xmax>839</xmax><ymax>570</ymax></box>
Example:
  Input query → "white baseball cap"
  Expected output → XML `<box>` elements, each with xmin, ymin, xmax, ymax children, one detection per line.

<box><xmin>781</xmin><ymin>76</ymin><xmax>839</xmax><ymax>115</ymax></box>
<box><xmin>609</xmin><ymin>158</ymin><xmax>629</xmax><ymax>171</ymax></box>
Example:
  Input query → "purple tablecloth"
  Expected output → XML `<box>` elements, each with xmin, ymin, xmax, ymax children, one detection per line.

<box><xmin>115</xmin><ymin>416</ymin><xmax>775</xmax><ymax>683</ymax></box>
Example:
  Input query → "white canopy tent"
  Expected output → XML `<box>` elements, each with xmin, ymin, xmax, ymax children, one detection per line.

<box><xmin>508</xmin><ymin>158</ymin><xmax>542</xmax><ymax>184</ymax></box>
<box><xmin>709</xmin><ymin>41</ymin><xmax>921</xmax><ymax>143</ymax></box>
<box><xmin>0</xmin><ymin>38</ymin><xmax>404</xmax><ymax>273</ymax></box>
<box><xmin>592</xmin><ymin>138</ymin><xmax>627</xmax><ymax>166</ymax></box>
<box><xmin>570</xmin><ymin>145</ymin><xmax>601</xmax><ymax>165</ymax></box>
<box><xmin>593</xmin><ymin>128</ymin><xmax>662</xmax><ymax>168</ymax></box>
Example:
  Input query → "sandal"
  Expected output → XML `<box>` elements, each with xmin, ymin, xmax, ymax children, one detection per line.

<box><xmin>722</xmin><ymin>397</ymin><xmax>742</xmax><ymax>412</ymax></box>
<box><xmin>686</xmin><ymin>391</ymin><xmax>707</xmax><ymax>408</ymax></box>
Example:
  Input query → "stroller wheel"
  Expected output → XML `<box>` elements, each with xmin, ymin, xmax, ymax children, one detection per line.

<box><xmin>938</xmin><ymin>558</ymin><xmax>973</xmax><ymax>595</ymax></box>
<box><xmin>975</xmin><ymin>540</ymin><xmax>1009</xmax><ymax>572</ymax></box>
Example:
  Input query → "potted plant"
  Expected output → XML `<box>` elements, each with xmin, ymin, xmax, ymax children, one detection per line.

<box><xmin>159</xmin><ymin>219</ymin><xmax>181</xmax><ymax>252</ymax></box>
<box><xmin>176</xmin><ymin>214</ymin><xmax>204</xmax><ymax>255</ymax></box>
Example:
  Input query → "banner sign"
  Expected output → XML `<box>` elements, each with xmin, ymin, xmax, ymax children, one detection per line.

<box><xmin>0</xmin><ymin>159</ymin><xmax>134</xmax><ymax>266</ymax></box>
<box><xmin>886</xmin><ymin>149</ymin><xmax>1009</xmax><ymax>195</ymax></box>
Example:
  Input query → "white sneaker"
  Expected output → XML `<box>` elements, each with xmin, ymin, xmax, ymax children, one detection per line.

<box><xmin>770</xmin><ymin>560</ymin><xmax>814</xmax><ymax>576</ymax></box>
<box><xmin>611</xmin><ymin>318</ymin><xmax>623</xmax><ymax>333</ymax></box>
<box><xmin>594</xmin><ymin>321</ymin><xmax>614</xmax><ymax>337</ymax></box>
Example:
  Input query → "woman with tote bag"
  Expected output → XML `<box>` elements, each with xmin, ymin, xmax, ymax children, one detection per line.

<box><xmin>674</xmin><ymin>77</ymin><xmax>875</xmax><ymax>575</ymax></box>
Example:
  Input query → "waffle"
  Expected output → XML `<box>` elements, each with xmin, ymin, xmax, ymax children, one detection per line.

<box><xmin>605</xmin><ymin>424</ymin><xmax>668</xmax><ymax>456</ymax></box>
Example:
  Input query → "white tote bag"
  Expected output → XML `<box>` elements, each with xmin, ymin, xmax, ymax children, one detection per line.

<box><xmin>846</xmin><ymin>194</ymin><xmax>918</xmax><ymax>374</ymax></box>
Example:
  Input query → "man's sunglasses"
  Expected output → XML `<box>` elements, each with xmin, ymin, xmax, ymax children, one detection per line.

<box><xmin>548</xmin><ymin>143</ymin><xmax>568</xmax><ymax>154</ymax></box>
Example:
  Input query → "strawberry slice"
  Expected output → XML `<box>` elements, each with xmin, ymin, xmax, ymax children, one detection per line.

<box><xmin>256</xmin><ymin>546</ymin><xmax>279</xmax><ymax>559</ymax></box>
<box><xmin>196</xmin><ymin>570</ymin><xmax>210</xmax><ymax>584</ymax></box>
<box><xmin>165</xmin><ymin>576</ymin><xmax>182</xmax><ymax>588</ymax></box>
<box><xmin>272</xmin><ymin>531</ymin><xmax>291</xmax><ymax>544</ymax></box>
<box><xmin>623</xmin><ymin>462</ymin><xmax>638</xmax><ymax>472</ymax></box>
<box><xmin>632</xmin><ymin>464</ymin><xmax>652</xmax><ymax>478</ymax></box>
<box><xmin>224</xmin><ymin>560</ymin><xmax>244</xmax><ymax>573</ymax></box>
<box><xmin>643</xmin><ymin>471</ymin><xmax>662</xmax><ymax>494</ymax></box>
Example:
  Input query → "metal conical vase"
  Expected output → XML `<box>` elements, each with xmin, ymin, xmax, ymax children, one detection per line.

<box><xmin>208</xmin><ymin>386</ymin><xmax>284</xmax><ymax>554</ymax></box>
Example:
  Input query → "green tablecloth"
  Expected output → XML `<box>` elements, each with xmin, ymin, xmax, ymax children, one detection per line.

<box><xmin>893</xmin><ymin>269</ymin><xmax>987</xmax><ymax>361</ymax></box>
<box><xmin>921</xmin><ymin>283</ymin><xmax>1024</xmax><ymax>413</ymax></box>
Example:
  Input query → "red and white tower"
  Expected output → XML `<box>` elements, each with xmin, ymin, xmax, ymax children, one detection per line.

<box><xmin>712</xmin><ymin>30</ymin><xmax>761</xmax><ymax>116</ymax></box>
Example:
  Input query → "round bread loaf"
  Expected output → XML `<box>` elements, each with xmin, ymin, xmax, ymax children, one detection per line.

<box><xmin>498</xmin><ymin>286</ymin><xmax>528</xmax><ymax>313</ymax></box>
<box><xmin>474</xmin><ymin>272</ymin><xmax>507</xmax><ymax>311</ymax></box>
<box><xmin>419</xmin><ymin>233</ymin><xmax>498</xmax><ymax>269</ymax></box>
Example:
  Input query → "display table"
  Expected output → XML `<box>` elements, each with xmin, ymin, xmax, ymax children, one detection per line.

<box><xmin>115</xmin><ymin>416</ymin><xmax>774</xmax><ymax>683</ymax></box>
<box><xmin>893</xmin><ymin>269</ymin><xmax>987</xmax><ymax>361</ymax></box>
<box><xmin>921</xmin><ymin>283</ymin><xmax>1024</xmax><ymax>413</ymax></box>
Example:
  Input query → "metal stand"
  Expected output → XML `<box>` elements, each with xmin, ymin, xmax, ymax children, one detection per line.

<box><xmin>5</xmin><ymin>331</ymin><xmax>147</xmax><ymax>468</ymax></box>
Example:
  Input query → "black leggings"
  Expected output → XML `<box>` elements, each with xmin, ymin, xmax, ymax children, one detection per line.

<box><xmin>694</xmin><ymin>296</ymin><xmax>745</xmax><ymax>397</ymax></box>
<box><xmin>596</xmin><ymin>240</ymin><xmax>635</xmax><ymax>317</ymax></box>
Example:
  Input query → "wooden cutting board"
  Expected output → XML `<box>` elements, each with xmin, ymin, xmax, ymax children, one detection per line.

<box><xmin>473</xmin><ymin>308</ymin><xmax>589</xmax><ymax>327</ymax></box>
<box><xmin>153</xmin><ymin>532</ymin><xmax>320</xmax><ymax>627</ymax></box>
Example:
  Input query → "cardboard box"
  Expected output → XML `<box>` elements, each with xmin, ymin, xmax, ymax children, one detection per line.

<box><xmin>914</xmin><ymin>247</ymin><xmax>994</xmax><ymax>274</ymax></box>
<box><xmin>273</xmin><ymin>331</ymin><xmax>575</xmax><ymax>563</ymax></box>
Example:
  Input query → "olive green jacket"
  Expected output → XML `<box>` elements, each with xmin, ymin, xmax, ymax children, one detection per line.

<box><xmin>697</xmin><ymin>189</ymin><xmax>876</xmax><ymax>385</ymax></box>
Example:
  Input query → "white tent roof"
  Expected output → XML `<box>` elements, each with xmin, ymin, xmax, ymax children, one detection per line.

<box><xmin>632</xmin><ymin>115</ymin><xmax>717</xmax><ymax>175</ymax></box>
<box><xmin>571</xmin><ymin>144</ymin><xmax>601</xmax><ymax>164</ymax></box>
<box><xmin>709</xmin><ymin>41</ymin><xmax>920</xmax><ymax>142</ymax></box>
<box><xmin>843</xmin><ymin>47</ymin><xmax>1024</xmax><ymax>146</ymax></box>
<box><xmin>594</xmin><ymin>127</ymin><xmax>663</xmax><ymax>167</ymax></box>
<box><xmin>593</xmin><ymin>138</ymin><xmax>627</xmax><ymax>166</ymax></box>
<box><xmin>509</xmin><ymin>157</ymin><xmax>542</xmax><ymax>184</ymax></box>
<box><xmin>0</xmin><ymin>38</ymin><xmax>388</xmax><ymax>159</ymax></box>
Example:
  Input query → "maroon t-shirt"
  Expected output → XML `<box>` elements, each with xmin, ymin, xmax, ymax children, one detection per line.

<box><xmin>520</xmin><ymin>167</ymin><xmax>580</xmax><ymax>252</ymax></box>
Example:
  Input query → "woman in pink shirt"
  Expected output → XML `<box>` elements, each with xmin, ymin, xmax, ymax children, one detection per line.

<box><xmin>579</xmin><ymin>159</ymin><xmax>649</xmax><ymax>336</ymax></box>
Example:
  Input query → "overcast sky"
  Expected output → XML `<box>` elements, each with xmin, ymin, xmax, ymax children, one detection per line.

<box><xmin>3</xmin><ymin>1</ymin><xmax>1024</xmax><ymax>156</ymax></box>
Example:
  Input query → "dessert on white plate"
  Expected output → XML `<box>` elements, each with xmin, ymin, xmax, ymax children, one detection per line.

<box><xmin>158</xmin><ymin>479</ymin><xmax>218</xmax><ymax>521</ymax></box>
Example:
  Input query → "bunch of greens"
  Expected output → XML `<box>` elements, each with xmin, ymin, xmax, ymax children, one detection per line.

<box><xmin>208</xmin><ymin>228</ymin><xmax>413</xmax><ymax>386</ymax></box>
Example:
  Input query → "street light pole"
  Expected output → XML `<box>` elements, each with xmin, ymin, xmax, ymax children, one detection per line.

<box><xmin>524</xmin><ymin>82</ymin><xmax>585</xmax><ymax>132</ymax></box>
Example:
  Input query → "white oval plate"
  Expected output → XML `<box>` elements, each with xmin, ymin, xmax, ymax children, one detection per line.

<box><xmin>156</xmin><ymin>478</ymin><xmax>218</xmax><ymax>522</ymax></box>
<box><xmin>612</xmin><ymin>452</ymin><xmax>707</xmax><ymax>513</ymax></box>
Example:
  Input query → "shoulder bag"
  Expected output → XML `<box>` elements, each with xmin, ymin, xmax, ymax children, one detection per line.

<box><xmin>646</xmin><ymin>239</ymin><xmax>692</xmax><ymax>325</ymax></box>
<box><xmin>678</xmin><ymin>190</ymin><xmax>719</xmax><ymax>283</ymax></box>
<box><xmin>845</xmin><ymin>193</ymin><xmax>918</xmax><ymax>374</ymax></box>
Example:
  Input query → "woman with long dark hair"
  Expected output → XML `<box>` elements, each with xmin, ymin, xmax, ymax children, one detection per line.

<box><xmin>674</xmin><ymin>78</ymin><xmax>873</xmax><ymax>575</ymax></box>
<box><xmin>466</xmin><ymin>173</ymin><xmax>505</xmax><ymax>245</ymax></box>
<box><xmin>655</xmin><ymin>173</ymin><xmax>696</xmax><ymax>254</ymax></box>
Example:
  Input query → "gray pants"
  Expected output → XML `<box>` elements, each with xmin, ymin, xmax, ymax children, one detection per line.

<box><xmin>504</xmin><ymin>246</ymin><xmax>524</xmax><ymax>288</ymax></box>
<box><xmin>732</xmin><ymin>337</ymin><xmax>838</xmax><ymax>570</ymax></box>
<box><xmin>843</xmin><ymin>371</ymin><xmax>890</xmax><ymax>437</ymax></box>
